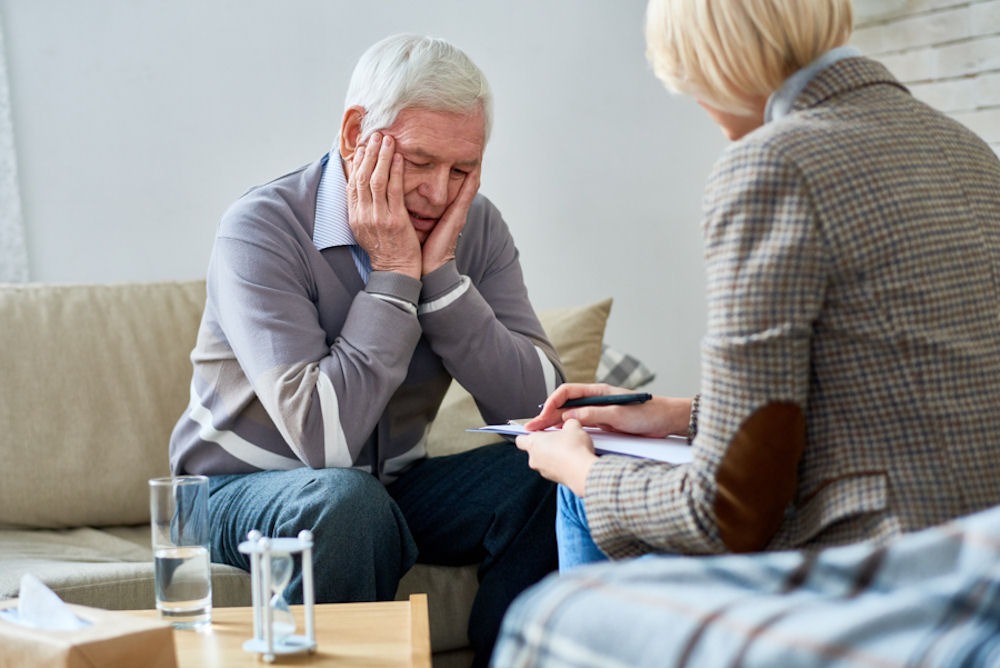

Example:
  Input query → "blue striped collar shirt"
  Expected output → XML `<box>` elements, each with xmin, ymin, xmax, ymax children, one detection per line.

<box><xmin>313</xmin><ymin>152</ymin><xmax>373</xmax><ymax>282</ymax></box>
<box><xmin>765</xmin><ymin>45</ymin><xmax>862</xmax><ymax>123</ymax></box>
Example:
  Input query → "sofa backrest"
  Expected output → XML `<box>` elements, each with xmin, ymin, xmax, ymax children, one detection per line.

<box><xmin>0</xmin><ymin>279</ymin><xmax>610</xmax><ymax>531</ymax></box>
<box><xmin>0</xmin><ymin>281</ymin><xmax>206</xmax><ymax>529</ymax></box>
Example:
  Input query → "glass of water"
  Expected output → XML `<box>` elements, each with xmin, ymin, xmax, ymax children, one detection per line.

<box><xmin>149</xmin><ymin>475</ymin><xmax>212</xmax><ymax>628</ymax></box>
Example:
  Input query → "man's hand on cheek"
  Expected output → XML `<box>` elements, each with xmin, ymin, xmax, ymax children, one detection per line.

<box><xmin>421</xmin><ymin>167</ymin><xmax>481</xmax><ymax>276</ymax></box>
<box><xmin>346</xmin><ymin>132</ymin><xmax>421</xmax><ymax>279</ymax></box>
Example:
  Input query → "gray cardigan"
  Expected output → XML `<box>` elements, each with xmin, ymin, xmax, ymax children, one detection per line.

<box><xmin>170</xmin><ymin>156</ymin><xmax>563</xmax><ymax>482</ymax></box>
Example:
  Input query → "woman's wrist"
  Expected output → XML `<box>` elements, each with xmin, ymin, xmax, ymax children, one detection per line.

<box><xmin>566</xmin><ymin>451</ymin><xmax>598</xmax><ymax>497</ymax></box>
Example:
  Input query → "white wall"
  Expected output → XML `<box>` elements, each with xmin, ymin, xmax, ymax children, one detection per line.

<box><xmin>0</xmin><ymin>0</ymin><xmax>725</xmax><ymax>395</ymax></box>
<box><xmin>0</xmin><ymin>10</ymin><xmax>25</xmax><ymax>281</ymax></box>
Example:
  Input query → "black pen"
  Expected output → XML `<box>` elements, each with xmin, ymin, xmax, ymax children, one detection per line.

<box><xmin>539</xmin><ymin>392</ymin><xmax>653</xmax><ymax>410</ymax></box>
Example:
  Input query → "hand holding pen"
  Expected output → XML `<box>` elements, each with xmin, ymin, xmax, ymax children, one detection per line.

<box><xmin>526</xmin><ymin>383</ymin><xmax>695</xmax><ymax>442</ymax></box>
<box><xmin>546</xmin><ymin>392</ymin><xmax>652</xmax><ymax>409</ymax></box>
<box><xmin>525</xmin><ymin>383</ymin><xmax>653</xmax><ymax>431</ymax></box>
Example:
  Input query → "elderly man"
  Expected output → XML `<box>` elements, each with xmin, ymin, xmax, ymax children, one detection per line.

<box><xmin>169</xmin><ymin>33</ymin><xmax>560</xmax><ymax>665</ymax></box>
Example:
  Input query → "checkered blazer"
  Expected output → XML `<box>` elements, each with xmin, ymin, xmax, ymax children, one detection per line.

<box><xmin>585</xmin><ymin>57</ymin><xmax>1000</xmax><ymax>558</ymax></box>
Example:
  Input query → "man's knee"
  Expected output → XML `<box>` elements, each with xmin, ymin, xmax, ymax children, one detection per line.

<box><xmin>275</xmin><ymin>468</ymin><xmax>400</xmax><ymax>539</ymax></box>
<box><xmin>260</xmin><ymin>468</ymin><xmax>417</xmax><ymax>602</ymax></box>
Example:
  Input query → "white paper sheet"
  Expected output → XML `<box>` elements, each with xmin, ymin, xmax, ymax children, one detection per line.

<box><xmin>470</xmin><ymin>424</ymin><xmax>693</xmax><ymax>464</ymax></box>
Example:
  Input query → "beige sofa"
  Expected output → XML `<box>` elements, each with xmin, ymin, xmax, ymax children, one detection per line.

<box><xmin>0</xmin><ymin>280</ymin><xmax>611</xmax><ymax>666</ymax></box>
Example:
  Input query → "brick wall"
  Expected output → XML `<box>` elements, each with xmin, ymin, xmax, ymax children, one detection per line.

<box><xmin>851</xmin><ymin>0</ymin><xmax>1000</xmax><ymax>156</ymax></box>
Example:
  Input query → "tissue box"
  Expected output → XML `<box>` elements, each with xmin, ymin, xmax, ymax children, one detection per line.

<box><xmin>0</xmin><ymin>600</ymin><xmax>177</xmax><ymax>668</ymax></box>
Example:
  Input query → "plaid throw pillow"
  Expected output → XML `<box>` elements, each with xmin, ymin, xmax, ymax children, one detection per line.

<box><xmin>596</xmin><ymin>344</ymin><xmax>655</xmax><ymax>389</ymax></box>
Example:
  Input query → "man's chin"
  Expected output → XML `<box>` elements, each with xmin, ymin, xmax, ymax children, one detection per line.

<box><xmin>409</xmin><ymin>217</ymin><xmax>438</xmax><ymax>239</ymax></box>
<box><xmin>410</xmin><ymin>225</ymin><xmax>432</xmax><ymax>245</ymax></box>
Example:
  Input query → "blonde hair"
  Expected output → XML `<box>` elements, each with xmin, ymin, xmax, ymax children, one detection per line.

<box><xmin>645</xmin><ymin>0</ymin><xmax>854</xmax><ymax>115</ymax></box>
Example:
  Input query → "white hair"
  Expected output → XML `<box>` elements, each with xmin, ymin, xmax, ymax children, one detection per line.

<box><xmin>344</xmin><ymin>34</ymin><xmax>493</xmax><ymax>142</ymax></box>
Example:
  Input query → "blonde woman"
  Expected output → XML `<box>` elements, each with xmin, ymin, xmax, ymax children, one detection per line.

<box><xmin>494</xmin><ymin>1</ymin><xmax>1000</xmax><ymax>664</ymax></box>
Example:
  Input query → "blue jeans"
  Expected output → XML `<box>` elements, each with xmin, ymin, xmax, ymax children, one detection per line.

<box><xmin>556</xmin><ymin>484</ymin><xmax>609</xmax><ymax>572</ymax></box>
<box><xmin>208</xmin><ymin>442</ymin><xmax>556</xmax><ymax>666</ymax></box>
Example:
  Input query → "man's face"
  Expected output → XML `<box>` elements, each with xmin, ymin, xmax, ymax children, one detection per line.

<box><xmin>381</xmin><ymin>106</ymin><xmax>485</xmax><ymax>243</ymax></box>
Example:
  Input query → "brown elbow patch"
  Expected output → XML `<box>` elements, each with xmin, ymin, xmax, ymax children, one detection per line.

<box><xmin>714</xmin><ymin>401</ymin><xmax>805</xmax><ymax>553</ymax></box>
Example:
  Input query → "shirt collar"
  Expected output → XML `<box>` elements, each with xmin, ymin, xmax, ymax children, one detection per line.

<box><xmin>764</xmin><ymin>45</ymin><xmax>861</xmax><ymax>123</ymax></box>
<box><xmin>313</xmin><ymin>152</ymin><xmax>353</xmax><ymax>251</ymax></box>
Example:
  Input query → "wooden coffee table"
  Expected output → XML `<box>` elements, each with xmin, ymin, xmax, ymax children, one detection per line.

<box><xmin>131</xmin><ymin>594</ymin><xmax>430</xmax><ymax>667</ymax></box>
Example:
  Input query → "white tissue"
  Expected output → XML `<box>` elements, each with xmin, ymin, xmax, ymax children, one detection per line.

<box><xmin>0</xmin><ymin>574</ymin><xmax>90</xmax><ymax>630</ymax></box>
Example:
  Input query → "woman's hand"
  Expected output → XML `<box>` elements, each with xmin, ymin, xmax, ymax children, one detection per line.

<box><xmin>515</xmin><ymin>419</ymin><xmax>597</xmax><ymax>495</ymax></box>
<box><xmin>524</xmin><ymin>383</ymin><xmax>693</xmax><ymax>439</ymax></box>
<box><xmin>525</xmin><ymin>383</ymin><xmax>629</xmax><ymax>430</ymax></box>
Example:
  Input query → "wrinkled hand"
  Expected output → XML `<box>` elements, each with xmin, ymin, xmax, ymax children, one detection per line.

<box><xmin>525</xmin><ymin>383</ymin><xmax>688</xmax><ymax>438</ymax></box>
<box><xmin>515</xmin><ymin>419</ymin><xmax>597</xmax><ymax>495</ymax></box>
<box><xmin>346</xmin><ymin>133</ymin><xmax>421</xmax><ymax>279</ymax></box>
<box><xmin>420</xmin><ymin>166</ymin><xmax>480</xmax><ymax>275</ymax></box>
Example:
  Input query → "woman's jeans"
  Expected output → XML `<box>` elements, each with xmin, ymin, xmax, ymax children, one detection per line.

<box><xmin>556</xmin><ymin>483</ymin><xmax>609</xmax><ymax>572</ymax></box>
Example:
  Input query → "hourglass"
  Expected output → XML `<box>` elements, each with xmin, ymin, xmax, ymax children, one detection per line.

<box><xmin>238</xmin><ymin>530</ymin><xmax>316</xmax><ymax>662</ymax></box>
<box><xmin>267</xmin><ymin>551</ymin><xmax>296</xmax><ymax>641</ymax></box>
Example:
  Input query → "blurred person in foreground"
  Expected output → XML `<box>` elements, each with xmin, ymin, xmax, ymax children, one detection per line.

<box><xmin>494</xmin><ymin>0</ymin><xmax>1000</xmax><ymax>665</ymax></box>
<box><xmin>169</xmin><ymin>33</ymin><xmax>561</xmax><ymax>666</ymax></box>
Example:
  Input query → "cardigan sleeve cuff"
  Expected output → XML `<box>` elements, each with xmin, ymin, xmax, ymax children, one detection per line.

<box><xmin>366</xmin><ymin>270</ymin><xmax>421</xmax><ymax>311</ymax></box>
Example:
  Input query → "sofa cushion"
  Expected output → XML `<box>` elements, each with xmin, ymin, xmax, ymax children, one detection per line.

<box><xmin>0</xmin><ymin>526</ymin><xmax>250</xmax><ymax>610</ymax></box>
<box><xmin>425</xmin><ymin>298</ymin><xmax>612</xmax><ymax>457</ymax></box>
<box><xmin>0</xmin><ymin>281</ymin><xmax>206</xmax><ymax>529</ymax></box>
<box><xmin>397</xmin><ymin>562</ymin><xmax>479</xmax><ymax>653</ymax></box>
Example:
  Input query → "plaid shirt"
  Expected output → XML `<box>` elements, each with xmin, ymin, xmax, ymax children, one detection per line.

<box><xmin>585</xmin><ymin>57</ymin><xmax>1000</xmax><ymax>558</ymax></box>
<box><xmin>493</xmin><ymin>503</ymin><xmax>1000</xmax><ymax>667</ymax></box>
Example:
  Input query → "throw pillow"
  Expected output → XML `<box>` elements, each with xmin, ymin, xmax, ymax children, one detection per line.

<box><xmin>596</xmin><ymin>344</ymin><xmax>656</xmax><ymax>389</ymax></box>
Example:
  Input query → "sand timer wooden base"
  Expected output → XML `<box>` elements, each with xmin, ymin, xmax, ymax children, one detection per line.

<box><xmin>238</xmin><ymin>530</ymin><xmax>317</xmax><ymax>663</ymax></box>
